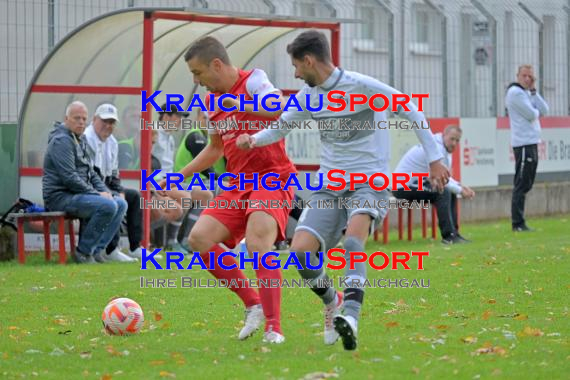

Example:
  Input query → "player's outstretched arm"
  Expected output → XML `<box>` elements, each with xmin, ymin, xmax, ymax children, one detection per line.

<box><xmin>221</xmin><ymin>91</ymin><xmax>285</xmax><ymax>119</ymax></box>
<box><xmin>364</xmin><ymin>77</ymin><xmax>449</xmax><ymax>190</ymax></box>
<box><xmin>158</xmin><ymin>133</ymin><xmax>224</xmax><ymax>190</ymax></box>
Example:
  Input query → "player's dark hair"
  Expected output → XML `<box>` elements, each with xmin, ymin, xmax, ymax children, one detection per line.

<box><xmin>184</xmin><ymin>36</ymin><xmax>230</xmax><ymax>65</ymax></box>
<box><xmin>286</xmin><ymin>30</ymin><xmax>331</xmax><ymax>63</ymax></box>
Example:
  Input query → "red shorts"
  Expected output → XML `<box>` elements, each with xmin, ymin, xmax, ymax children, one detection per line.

<box><xmin>201</xmin><ymin>185</ymin><xmax>295</xmax><ymax>249</ymax></box>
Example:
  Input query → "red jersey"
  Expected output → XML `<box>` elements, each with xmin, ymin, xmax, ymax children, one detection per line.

<box><xmin>207</xmin><ymin>69</ymin><xmax>297</xmax><ymax>183</ymax></box>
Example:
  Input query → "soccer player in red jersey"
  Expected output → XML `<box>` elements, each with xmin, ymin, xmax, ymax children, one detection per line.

<box><xmin>159</xmin><ymin>36</ymin><xmax>296</xmax><ymax>344</ymax></box>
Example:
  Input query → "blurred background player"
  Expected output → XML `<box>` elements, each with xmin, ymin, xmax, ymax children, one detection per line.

<box><xmin>173</xmin><ymin>109</ymin><xmax>224</xmax><ymax>251</ymax></box>
<box><xmin>160</xmin><ymin>36</ymin><xmax>296</xmax><ymax>344</ymax></box>
<box><xmin>505</xmin><ymin>64</ymin><xmax>549</xmax><ymax>232</ymax></box>
<box><xmin>393</xmin><ymin>125</ymin><xmax>475</xmax><ymax>244</ymax></box>
<box><xmin>237</xmin><ymin>30</ymin><xmax>449</xmax><ymax>350</ymax></box>
<box><xmin>118</xmin><ymin>104</ymin><xmax>143</xmax><ymax>170</ymax></box>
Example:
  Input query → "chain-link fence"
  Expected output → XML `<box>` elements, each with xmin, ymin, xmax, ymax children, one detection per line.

<box><xmin>1</xmin><ymin>0</ymin><xmax>569</xmax><ymax>123</ymax></box>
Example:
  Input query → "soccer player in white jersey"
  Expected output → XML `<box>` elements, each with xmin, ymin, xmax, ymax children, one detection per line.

<box><xmin>237</xmin><ymin>30</ymin><xmax>450</xmax><ymax>350</ymax></box>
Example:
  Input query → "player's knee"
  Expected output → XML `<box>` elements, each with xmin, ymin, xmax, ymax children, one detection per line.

<box><xmin>188</xmin><ymin>230</ymin><xmax>209</xmax><ymax>253</ymax></box>
<box><xmin>245</xmin><ymin>237</ymin><xmax>272</xmax><ymax>255</ymax></box>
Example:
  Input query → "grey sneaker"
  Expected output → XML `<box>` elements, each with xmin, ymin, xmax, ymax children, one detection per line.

<box><xmin>73</xmin><ymin>250</ymin><xmax>96</xmax><ymax>264</ymax></box>
<box><xmin>93</xmin><ymin>250</ymin><xmax>106</xmax><ymax>263</ymax></box>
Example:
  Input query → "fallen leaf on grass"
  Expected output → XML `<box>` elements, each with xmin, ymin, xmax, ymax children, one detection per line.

<box><xmin>106</xmin><ymin>346</ymin><xmax>123</xmax><ymax>357</ymax></box>
<box><xmin>487</xmin><ymin>299</ymin><xmax>496</xmax><ymax>304</ymax></box>
<box><xmin>519</xmin><ymin>326</ymin><xmax>544</xmax><ymax>337</ymax></box>
<box><xmin>385</xmin><ymin>321</ymin><xmax>399</xmax><ymax>328</ymax></box>
<box><xmin>170</xmin><ymin>352</ymin><xmax>185</xmax><ymax>365</ymax></box>
<box><xmin>461</xmin><ymin>336</ymin><xmax>478</xmax><ymax>344</ymax></box>
<box><xmin>49</xmin><ymin>348</ymin><xmax>65</xmax><ymax>356</ymax></box>
<box><xmin>412</xmin><ymin>367</ymin><xmax>420</xmax><ymax>375</ymax></box>
<box><xmin>150</xmin><ymin>360</ymin><xmax>166</xmax><ymax>366</ymax></box>
<box><xmin>80</xmin><ymin>351</ymin><xmax>92</xmax><ymax>359</ymax></box>
<box><xmin>159</xmin><ymin>371</ymin><xmax>176</xmax><ymax>378</ymax></box>
<box><xmin>472</xmin><ymin>345</ymin><xmax>507</xmax><ymax>357</ymax></box>
<box><xmin>154</xmin><ymin>312</ymin><xmax>163</xmax><ymax>322</ymax></box>
<box><xmin>260</xmin><ymin>346</ymin><xmax>271</xmax><ymax>353</ymax></box>
<box><xmin>482</xmin><ymin>311</ymin><xmax>492</xmax><ymax>320</ymax></box>
<box><xmin>300</xmin><ymin>372</ymin><xmax>339</xmax><ymax>380</ymax></box>
<box><xmin>101</xmin><ymin>375</ymin><xmax>112</xmax><ymax>380</ymax></box>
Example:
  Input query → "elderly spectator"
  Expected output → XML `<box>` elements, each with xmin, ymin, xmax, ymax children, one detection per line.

<box><xmin>42</xmin><ymin>101</ymin><xmax>127</xmax><ymax>264</ymax></box>
<box><xmin>84</xmin><ymin>103</ymin><xmax>140</xmax><ymax>262</ymax></box>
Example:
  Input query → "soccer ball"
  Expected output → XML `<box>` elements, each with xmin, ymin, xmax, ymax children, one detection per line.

<box><xmin>101</xmin><ymin>297</ymin><xmax>144</xmax><ymax>336</ymax></box>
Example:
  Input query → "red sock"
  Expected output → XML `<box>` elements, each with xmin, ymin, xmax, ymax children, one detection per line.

<box><xmin>256</xmin><ymin>254</ymin><xmax>283</xmax><ymax>334</ymax></box>
<box><xmin>201</xmin><ymin>244</ymin><xmax>260</xmax><ymax>308</ymax></box>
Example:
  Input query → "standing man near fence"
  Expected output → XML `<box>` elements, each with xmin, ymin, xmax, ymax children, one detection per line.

<box><xmin>505</xmin><ymin>64</ymin><xmax>549</xmax><ymax>232</ymax></box>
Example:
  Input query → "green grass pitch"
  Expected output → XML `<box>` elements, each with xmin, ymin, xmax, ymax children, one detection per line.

<box><xmin>0</xmin><ymin>216</ymin><xmax>568</xmax><ymax>379</ymax></box>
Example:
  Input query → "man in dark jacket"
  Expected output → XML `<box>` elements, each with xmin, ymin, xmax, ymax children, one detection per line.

<box><xmin>42</xmin><ymin>101</ymin><xmax>127</xmax><ymax>263</ymax></box>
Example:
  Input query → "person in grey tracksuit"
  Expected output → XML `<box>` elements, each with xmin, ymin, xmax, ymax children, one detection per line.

<box><xmin>505</xmin><ymin>65</ymin><xmax>549</xmax><ymax>231</ymax></box>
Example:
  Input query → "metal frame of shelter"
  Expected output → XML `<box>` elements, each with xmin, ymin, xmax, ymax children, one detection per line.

<box><xmin>18</xmin><ymin>7</ymin><xmax>341</xmax><ymax>249</ymax></box>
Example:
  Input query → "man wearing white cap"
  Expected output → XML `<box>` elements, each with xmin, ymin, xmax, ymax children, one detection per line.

<box><xmin>84</xmin><ymin>103</ymin><xmax>143</xmax><ymax>262</ymax></box>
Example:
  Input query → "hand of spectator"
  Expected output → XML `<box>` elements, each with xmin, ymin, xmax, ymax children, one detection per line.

<box><xmin>236</xmin><ymin>134</ymin><xmax>255</xmax><ymax>150</ymax></box>
<box><xmin>157</xmin><ymin>178</ymin><xmax>167</xmax><ymax>190</ymax></box>
<box><xmin>428</xmin><ymin>160</ymin><xmax>450</xmax><ymax>193</ymax></box>
<box><xmin>99</xmin><ymin>191</ymin><xmax>113</xmax><ymax>200</ymax></box>
<box><xmin>529</xmin><ymin>75</ymin><xmax>536</xmax><ymax>93</ymax></box>
<box><xmin>461</xmin><ymin>186</ymin><xmax>475</xmax><ymax>199</ymax></box>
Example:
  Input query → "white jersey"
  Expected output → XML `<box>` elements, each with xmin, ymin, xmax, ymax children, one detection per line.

<box><xmin>253</xmin><ymin>68</ymin><xmax>442</xmax><ymax>187</ymax></box>
<box><xmin>395</xmin><ymin>133</ymin><xmax>462</xmax><ymax>194</ymax></box>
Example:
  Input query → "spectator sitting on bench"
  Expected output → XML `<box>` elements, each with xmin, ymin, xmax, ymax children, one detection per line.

<box><xmin>84</xmin><ymin>103</ymin><xmax>140</xmax><ymax>263</ymax></box>
<box><xmin>42</xmin><ymin>101</ymin><xmax>127</xmax><ymax>263</ymax></box>
<box><xmin>393</xmin><ymin>125</ymin><xmax>475</xmax><ymax>245</ymax></box>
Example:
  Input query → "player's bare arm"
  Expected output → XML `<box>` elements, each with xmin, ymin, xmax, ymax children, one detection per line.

<box><xmin>217</xmin><ymin>91</ymin><xmax>285</xmax><ymax>119</ymax></box>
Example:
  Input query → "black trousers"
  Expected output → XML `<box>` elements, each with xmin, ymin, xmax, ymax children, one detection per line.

<box><xmin>393</xmin><ymin>185</ymin><xmax>459</xmax><ymax>239</ymax></box>
<box><xmin>512</xmin><ymin>144</ymin><xmax>538</xmax><ymax>228</ymax></box>
<box><xmin>107</xmin><ymin>188</ymin><xmax>143</xmax><ymax>253</ymax></box>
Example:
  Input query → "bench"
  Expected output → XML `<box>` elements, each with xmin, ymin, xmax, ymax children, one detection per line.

<box><xmin>10</xmin><ymin>212</ymin><xmax>77</xmax><ymax>264</ymax></box>
<box><xmin>373</xmin><ymin>198</ymin><xmax>439</xmax><ymax>244</ymax></box>
<box><xmin>373</xmin><ymin>196</ymin><xmax>462</xmax><ymax>244</ymax></box>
